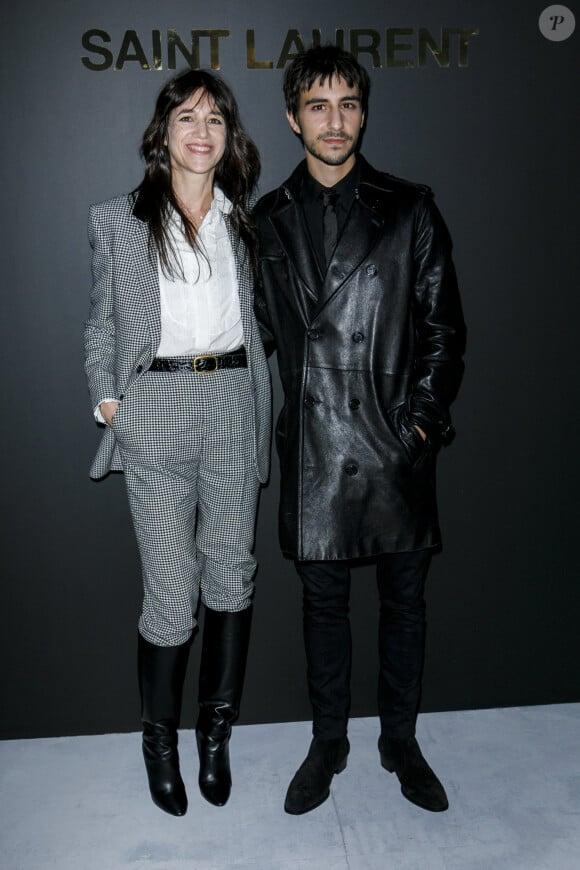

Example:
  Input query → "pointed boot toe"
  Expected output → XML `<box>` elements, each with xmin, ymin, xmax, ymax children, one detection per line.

<box><xmin>143</xmin><ymin>722</ymin><xmax>188</xmax><ymax>816</ymax></box>
<box><xmin>196</xmin><ymin>729</ymin><xmax>232</xmax><ymax>806</ymax></box>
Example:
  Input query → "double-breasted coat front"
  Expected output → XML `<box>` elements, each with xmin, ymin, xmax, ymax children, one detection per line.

<box><xmin>254</xmin><ymin>157</ymin><xmax>465</xmax><ymax>561</ymax></box>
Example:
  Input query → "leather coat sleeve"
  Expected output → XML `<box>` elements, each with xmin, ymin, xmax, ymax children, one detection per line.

<box><xmin>407</xmin><ymin>194</ymin><xmax>466</xmax><ymax>444</ymax></box>
<box><xmin>254</xmin><ymin>276</ymin><xmax>277</xmax><ymax>359</ymax></box>
<box><xmin>84</xmin><ymin>205</ymin><xmax>118</xmax><ymax>411</ymax></box>
<box><xmin>253</xmin><ymin>210</ymin><xmax>277</xmax><ymax>359</ymax></box>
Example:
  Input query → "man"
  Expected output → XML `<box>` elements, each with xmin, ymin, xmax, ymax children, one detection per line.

<box><xmin>254</xmin><ymin>46</ymin><xmax>465</xmax><ymax>815</ymax></box>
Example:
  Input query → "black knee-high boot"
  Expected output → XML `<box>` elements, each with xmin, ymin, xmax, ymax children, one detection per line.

<box><xmin>196</xmin><ymin>606</ymin><xmax>252</xmax><ymax>807</ymax></box>
<box><xmin>138</xmin><ymin>634</ymin><xmax>191</xmax><ymax>816</ymax></box>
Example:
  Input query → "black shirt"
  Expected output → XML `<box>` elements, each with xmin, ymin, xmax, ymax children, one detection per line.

<box><xmin>300</xmin><ymin>161</ymin><xmax>360</xmax><ymax>273</ymax></box>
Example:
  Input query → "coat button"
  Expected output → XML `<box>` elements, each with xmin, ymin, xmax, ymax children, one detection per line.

<box><xmin>352</xmin><ymin>331</ymin><xmax>364</xmax><ymax>343</ymax></box>
<box><xmin>136</xmin><ymin>365</ymin><xmax>143</xmax><ymax>373</ymax></box>
<box><xmin>119</xmin><ymin>394</ymin><xmax>124</xmax><ymax>400</ymax></box>
<box><xmin>304</xmin><ymin>395</ymin><xmax>316</xmax><ymax>408</ymax></box>
<box><xmin>307</xmin><ymin>329</ymin><xmax>321</xmax><ymax>340</ymax></box>
<box><xmin>365</xmin><ymin>264</ymin><xmax>377</xmax><ymax>277</ymax></box>
<box><xmin>349</xmin><ymin>398</ymin><xmax>360</xmax><ymax>410</ymax></box>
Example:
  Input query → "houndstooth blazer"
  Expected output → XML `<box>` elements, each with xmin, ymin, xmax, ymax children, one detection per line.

<box><xmin>84</xmin><ymin>193</ymin><xmax>271</xmax><ymax>482</ymax></box>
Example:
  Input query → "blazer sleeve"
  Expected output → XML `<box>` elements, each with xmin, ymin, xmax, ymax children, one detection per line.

<box><xmin>407</xmin><ymin>194</ymin><xmax>466</xmax><ymax>444</ymax></box>
<box><xmin>84</xmin><ymin>204</ymin><xmax>118</xmax><ymax>411</ymax></box>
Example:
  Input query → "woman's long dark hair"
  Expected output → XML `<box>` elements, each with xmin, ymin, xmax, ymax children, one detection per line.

<box><xmin>135</xmin><ymin>69</ymin><xmax>260</xmax><ymax>276</ymax></box>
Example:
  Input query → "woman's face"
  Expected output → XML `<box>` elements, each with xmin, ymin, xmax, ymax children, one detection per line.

<box><xmin>165</xmin><ymin>90</ymin><xmax>227</xmax><ymax>182</ymax></box>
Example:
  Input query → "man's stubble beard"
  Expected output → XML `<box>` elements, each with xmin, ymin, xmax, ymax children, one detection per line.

<box><xmin>303</xmin><ymin>135</ymin><xmax>358</xmax><ymax>167</ymax></box>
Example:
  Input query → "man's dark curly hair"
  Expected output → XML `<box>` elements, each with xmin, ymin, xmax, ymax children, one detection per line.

<box><xmin>283</xmin><ymin>45</ymin><xmax>370</xmax><ymax>119</ymax></box>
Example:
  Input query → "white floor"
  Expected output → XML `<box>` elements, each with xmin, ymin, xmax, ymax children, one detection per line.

<box><xmin>1</xmin><ymin>705</ymin><xmax>579</xmax><ymax>870</ymax></box>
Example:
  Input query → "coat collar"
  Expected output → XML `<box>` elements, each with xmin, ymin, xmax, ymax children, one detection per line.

<box><xmin>278</xmin><ymin>155</ymin><xmax>391</xmax><ymax>208</ymax></box>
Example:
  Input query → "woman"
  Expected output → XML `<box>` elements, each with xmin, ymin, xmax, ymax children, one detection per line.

<box><xmin>84</xmin><ymin>70</ymin><xmax>271</xmax><ymax>816</ymax></box>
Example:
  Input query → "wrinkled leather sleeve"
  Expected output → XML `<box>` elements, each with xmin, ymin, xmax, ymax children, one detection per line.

<box><xmin>407</xmin><ymin>194</ymin><xmax>466</xmax><ymax>444</ymax></box>
<box><xmin>253</xmin><ymin>197</ymin><xmax>278</xmax><ymax>359</ymax></box>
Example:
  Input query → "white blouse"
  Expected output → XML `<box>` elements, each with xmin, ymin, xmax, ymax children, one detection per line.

<box><xmin>156</xmin><ymin>188</ymin><xmax>244</xmax><ymax>356</ymax></box>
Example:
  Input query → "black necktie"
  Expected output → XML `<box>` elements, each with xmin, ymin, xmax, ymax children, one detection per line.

<box><xmin>321</xmin><ymin>189</ymin><xmax>339</xmax><ymax>269</ymax></box>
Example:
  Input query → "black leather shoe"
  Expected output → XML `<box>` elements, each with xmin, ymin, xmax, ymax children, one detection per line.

<box><xmin>379</xmin><ymin>735</ymin><xmax>449</xmax><ymax>812</ymax></box>
<box><xmin>284</xmin><ymin>737</ymin><xmax>350</xmax><ymax>815</ymax></box>
<box><xmin>142</xmin><ymin>721</ymin><xmax>188</xmax><ymax>816</ymax></box>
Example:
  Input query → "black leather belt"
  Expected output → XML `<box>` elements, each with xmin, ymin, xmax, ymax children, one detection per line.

<box><xmin>149</xmin><ymin>348</ymin><xmax>247</xmax><ymax>374</ymax></box>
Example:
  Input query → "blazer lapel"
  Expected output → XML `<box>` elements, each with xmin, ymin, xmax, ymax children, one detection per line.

<box><xmin>128</xmin><ymin>214</ymin><xmax>162</xmax><ymax>351</ymax></box>
<box><xmin>224</xmin><ymin>216</ymin><xmax>254</xmax><ymax>346</ymax></box>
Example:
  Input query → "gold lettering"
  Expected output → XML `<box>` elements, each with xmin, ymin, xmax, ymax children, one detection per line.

<box><xmin>350</xmin><ymin>29</ymin><xmax>381</xmax><ymax>68</ymax></box>
<box><xmin>81</xmin><ymin>29</ymin><xmax>113</xmax><ymax>71</ymax></box>
<box><xmin>418</xmin><ymin>28</ymin><xmax>450</xmax><ymax>68</ymax></box>
<box><xmin>167</xmin><ymin>29</ymin><xmax>198</xmax><ymax>69</ymax></box>
<box><xmin>457</xmin><ymin>28</ymin><xmax>479</xmax><ymax>67</ymax></box>
<box><xmin>152</xmin><ymin>30</ymin><xmax>162</xmax><ymax>71</ymax></box>
<box><xmin>204</xmin><ymin>30</ymin><xmax>230</xmax><ymax>70</ymax></box>
<box><xmin>246</xmin><ymin>29</ymin><xmax>273</xmax><ymax>69</ymax></box>
<box><xmin>166</xmin><ymin>30</ymin><xmax>229</xmax><ymax>70</ymax></box>
<box><xmin>311</xmin><ymin>29</ymin><xmax>322</xmax><ymax>48</ymax></box>
<box><xmin>81</xmin><ymin>26</ymin><xmax>480</xmax><ymax>73</ymax></box>
<box><xmin>276</xmin><ymin>29</ymin><xmax>306</xmax><ymax>68</ymax></box>
<box><xmin>386</xmin><ymin>28</ymin><xmax>414</xmax><ymax>68</ymax></box>
<box><xmin>115</xmin><ymin>30</ymin><xmax>149</xmax><ymax>71</ymax></box>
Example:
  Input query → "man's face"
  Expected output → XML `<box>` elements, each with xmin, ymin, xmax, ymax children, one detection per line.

<box><xmin>287</xmin><ymin>75</ymin><xmax>364</xmax><ymax>170</ymax></box>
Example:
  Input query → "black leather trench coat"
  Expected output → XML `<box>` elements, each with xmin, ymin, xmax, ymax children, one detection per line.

<box><xmin>254</xmin><ymin>157</ymin><xmax>465</xmax><ymax>560</ymax></box>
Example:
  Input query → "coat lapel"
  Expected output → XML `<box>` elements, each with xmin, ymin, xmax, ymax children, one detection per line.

<box><xmin>313</xmin><ymin>196</ymin><xmax>383</xmax><ymax>316</ymax></box>
<box><xmin>271</xmin><ymin>201</ymin><xmax>323</xmax><ymax>325</ymax></box>
<box><xmin>269</xmin><ymin>159</ymin><xmax>390</xmax><ymax>322</ymax></box>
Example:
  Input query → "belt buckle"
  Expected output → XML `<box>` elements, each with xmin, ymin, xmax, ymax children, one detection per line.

<box><xmin>192</xmin><ymin>354</ymin><xmax>218</xmax><ymax>374</ymax></box>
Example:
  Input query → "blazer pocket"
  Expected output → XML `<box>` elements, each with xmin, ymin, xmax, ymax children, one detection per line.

<box><xmin>110</xmin><ymin>397</ymin><xmax>129</xmax><ymax>435</ymax></box>
<box><xmin>110</xmin><ymin>405</ymin><xmax>122</xmax><ymax>433</ymax></box>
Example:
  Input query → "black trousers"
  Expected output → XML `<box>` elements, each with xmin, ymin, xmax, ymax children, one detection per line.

<box><xmin>295</xmin><ymin>550</ymin><xmax>431</xmax><ymax>741</ymax></box>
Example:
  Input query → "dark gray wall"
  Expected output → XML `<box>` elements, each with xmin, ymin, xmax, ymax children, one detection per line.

<box><xmin>1</xmin><ymin>1</ymin><xmax>578</xmax><ymax>738</ymax></box>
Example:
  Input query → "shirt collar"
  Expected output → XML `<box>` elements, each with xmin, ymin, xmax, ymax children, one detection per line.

<box><xmin>210</xmin><ymin>186</ymin><xmax>232</xmax><ymax>216</ymax></box>
<box><xmin>168</xmin><ymin>187</ymin><xmax>232</xmax><ymax>242</ymax></box>
<box><xmin>303</xmin><ymin>160</ymin><xmax>360</xmax><ymax>204</ymax></box>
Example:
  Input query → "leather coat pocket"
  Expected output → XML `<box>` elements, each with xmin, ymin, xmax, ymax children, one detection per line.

<box><xmin>388</xmin><ymin>403</ymin><xmax>429</xmax><ymax>467</ymax></box>
<box><xmin>259</xmin><ymin>254</ymin><xmax>289</xmax><ymax>283</ymax></box>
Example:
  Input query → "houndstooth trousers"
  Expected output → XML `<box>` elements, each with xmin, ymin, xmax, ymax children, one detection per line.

<box><xmin>111</xmin><ymin>363</ymin><xmax>260</xmax><ymax>647</ymax></box>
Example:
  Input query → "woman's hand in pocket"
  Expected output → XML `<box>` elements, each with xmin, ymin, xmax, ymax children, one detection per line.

<box><xmin>100</xmin><ymin>400</ymin><xmax>120</xmax><ymax>428</ymax></box>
